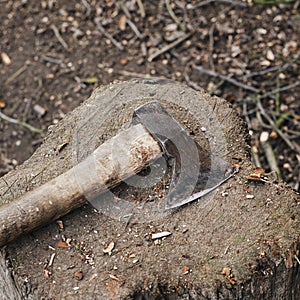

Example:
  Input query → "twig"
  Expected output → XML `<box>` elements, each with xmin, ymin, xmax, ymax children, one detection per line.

<box><xmin>48</xmin><ymin>253</ymin><xmax>56</xmax><ymax>268</ymax></box>
<box><xmin>187</xmin><ymin>0</ymin><xmax>247</xmax><ymax>9</ymax></box>
<box><xmin>120</xmin><ymin>1</ymin><xmax>131</xmax><ymax>19</ymax></box>
<box><xmin>51</xmin><ymin>24</ymin><xmax>68</xmax><ymax>50</ymax></box>
<box><xmin>4</xmin><ymin>65</ymin><xmax>27</xmax><ymax>85</ymax></box>
<box><xmin>242</xmin><ymin>51</ymin><xmax>300</xmax><ymax>79</ymax></box>
<box><xmin>117</xmin><ymin>70</ymin><xmax>166</xmax><ymax>80</ymax></box>
<box><xmin>126</xmin><ymin>19</ymin><xmax>142</xmax><ymax>38</ymax></box>
<box><xmin>295</xmin><ymin>254</ymin><xmax>300</xmax><ymax>265</ymax></box>
<box><xmin>208</xmin><ymin>24</ymin><xmax>215</xmax><ymax>71</ymax></box>
<box><xmin>0</xmin><ymin>111</ymin><xmax>43</xmax><ymax>134</ymax></box>
<box><xmin>242</xmin><ymin>101</ymin><xmax>251</xmax><ymax>128</ymax></box>
<box><xmin>119</xmin><ymin>2</ymin><xmax>142</xmax><ymax>38</ymax></box>
<box><xmin>260</xmin><ymin>133</ymin><xmax>281</xmax><ymax>179</ymax></box>
<box><xmin>148</xmin><ymin>31</ymin><xmax>194</xmax><ymax>62</ymax></box>
<box><xmin>42</xmin><ymin>55</ymin><xmax>62</xmax><ymax>64</ymax></box>
<box><xmin>256</xmin><ymin>98</ymin><xmax>294</xmax><ymax>150</ymax></box>
<box><xmin>243</xmin><ymin>65</ymin><xmax>282</xmax><ymax>79</ymax></box>
<box><xmin>165</xmin><ymin>0</ymin><xmax>185</xmax><ymax>31</ymax></box>
<box><xmin>94</xmin><ymin>18</ymin><xmax>124</xmax><ymax>51</ymax></box>
<box><xmin>258</xmin><ymin>81</ymin><xmax>300</xmax><ymax>100</ymax></box>
<box><xmin>183</xmin><ymin>64</ymin><xmax>204</xmax><ymax>91</ymax></box>
<box><xmin>81</xmin><ymin>0</ymin><xmax>91</xmax><ymax>16</ymax></box>
<box><xmin>251</xmin><ymin>146</ymin><xmax>262</xmax><ymax>168</ymax></box>
<box><xmin>136</xmin><ymin>0</ymin><xmax>145</xmax><ymax>18</ymax></box>
<box><xmin>194</xmin><ymin>65</ymin><xmax>259</xmax><ymax>93</ymax></box>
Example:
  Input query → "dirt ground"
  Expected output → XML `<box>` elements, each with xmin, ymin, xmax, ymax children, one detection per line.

<box><xmin>1</xmin><ymin>2</ymin><xmax>300</xmax><ymax>299</ymax></box>
<box><xmin>0</xmin><ymin>0</ymin><xmax>299</xmax><ymax>190</ymax></box>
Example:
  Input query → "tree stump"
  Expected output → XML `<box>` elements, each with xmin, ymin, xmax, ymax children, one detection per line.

<box><xmin>0</xmin><ymin>80</ymin><xmax>299</xmax><ymax>299</ymax></box>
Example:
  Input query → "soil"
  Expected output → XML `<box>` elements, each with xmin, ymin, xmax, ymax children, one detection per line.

<box><xmin>0</xmin><ymin>0</ymin><xmax>299</xmax><ymax>189</ymax></box>
<box><xmin>0</xmin><ymin>1</ymin><xmax>300</xmax><ymax>298</ymax></box>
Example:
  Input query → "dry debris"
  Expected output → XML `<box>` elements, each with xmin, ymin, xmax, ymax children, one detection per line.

<box><xmin>74</xmin><ymin>270</ymin><xmax>84</xmax><ymax>281</ymax></box>
<box><xmin>222</xmin><ymin>267</ymin><xmax>236</xmax><ymax>285</ymax></box>
<box><xmin>0</xmin><ymin>0</ymin><xmax>298</xmax><ymax>190</ymax></box>
<box><xmin>103</xmin><ymin>241</ymin><xmax>115</xmax><ymax>255</ymax></box>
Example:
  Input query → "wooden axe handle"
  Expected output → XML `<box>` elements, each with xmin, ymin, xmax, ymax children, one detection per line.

<box><xmin>0</xmin><ymin>124</ymin><xmax>161</xmax><ymax>247</ymax></box>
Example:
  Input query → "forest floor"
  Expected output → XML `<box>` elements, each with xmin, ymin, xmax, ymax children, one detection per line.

<box><xmin>0</xmin><ymin>0</ymin><xmax>299</xmax><ymax>190</ymax></box>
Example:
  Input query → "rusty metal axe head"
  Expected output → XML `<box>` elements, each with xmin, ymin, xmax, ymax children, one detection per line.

<box><xmin>132</xmin><ymin>101</ymin><xmax>238</xmax><ymax>210</ymax></box>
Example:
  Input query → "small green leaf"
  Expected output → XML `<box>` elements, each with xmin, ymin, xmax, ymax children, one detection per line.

<box><xmin>81</xmin><ymin>77</ymin><xmax>98</xmax><ymax>84</ymax></box>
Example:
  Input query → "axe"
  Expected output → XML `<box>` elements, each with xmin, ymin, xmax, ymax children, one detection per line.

<box><xmin>0</xmin><ymin>101</ymin><xmax>237</xmax><ymax>247</ymax></box>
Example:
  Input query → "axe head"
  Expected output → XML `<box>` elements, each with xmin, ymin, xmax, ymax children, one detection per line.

<box><xmin>132</xmin><ymin>101</ymin><xmax>237</xmax><ymax>209</ymax></box>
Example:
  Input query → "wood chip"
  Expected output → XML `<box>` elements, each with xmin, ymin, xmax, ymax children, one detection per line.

<box><xmin>55</xmin><ymin>142</ymin><xmax>68</xmax><ymax>153</ymax></box>
<box><xmin>151</xmin><ymin>231</ymin><xmax>172</xmax><ymax>240</ymax></box>
<box><xmin>0</xmin><ymin>100</ymin><xmax>6</xmax><ymax>108</ymax></box>
<box><xmin>33</xmin><ymin>104</ymin><xmax>47</xmax><ymax>117</ymax></box>
<box><xmin>1</xmin><ymin>52</ymin><xmax>12</xmax><ymax>65</ymax></box>
<box><xmin>266</xmin><ymin>50</ymin><xmax>275</xmax><ymax>61</ymax></box>
<box><xmin>103</xmin><ymin>241</ymin><xmax>115</xmax><ymax>255</ymax></box>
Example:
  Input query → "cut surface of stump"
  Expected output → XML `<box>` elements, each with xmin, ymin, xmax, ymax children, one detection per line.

<box><xmin>0</xmin><ymin>80</ymin><xmax>299</xmax><ymax>299</ymax></box>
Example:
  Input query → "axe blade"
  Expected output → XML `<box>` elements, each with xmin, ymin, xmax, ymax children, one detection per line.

<box><xmin>133</xmin><ymin>101</ymin><xmax>237</xmax><ymax>209</ymax></box>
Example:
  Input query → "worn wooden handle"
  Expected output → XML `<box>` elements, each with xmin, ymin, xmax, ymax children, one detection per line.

<box><xmin>0</xmin><ymin>124</ymin><xmax>161</xmax><ymax>247</ymax></box>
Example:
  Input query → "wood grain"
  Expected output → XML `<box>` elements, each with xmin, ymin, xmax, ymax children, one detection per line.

<box><xmin>0</xmin><ymin>123</ymin><xmax>161</xmax><ymax>247</ymax></box>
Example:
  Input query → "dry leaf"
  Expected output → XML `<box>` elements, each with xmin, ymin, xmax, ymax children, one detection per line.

<box><xmin>222</xmin><ymin>267</ymin><xmax>236</xmax><ymax>285</ymax></box>
<box><xmin>0</xmin><ymin>100</ymin><xmax>6</xmax><ymax>108</ymax></box>
<box><xmin>232</xmin><ymin>163</ymin><xmax>241</xmax><ymax>170</ymax></box>
<box><xmin>57</xmin><ymin>240</ymin><xmax>70</xmax><ymax>248</ymax></box>
<box><xmin>246</xmin><ymin>167</ymin><xmax>265</xmax><ymax>181</ymax></box>
<box><xmin>74</xmin><ymin>270</ymin><xmax>84</xmax><ymax>280</ymax></box>
<box><xmin>222</xmin><ymin>267</ymin><xmax>231</xmax><ymax>276</ymax></box>
<box><xmin>105</xmin><ymin>279</ymin><xmax>120</xmax><ymax>298</ymax></box>
<box><xmin>181</xmin><ymin>265</ymin><xmax>190</xmax><ymax>275</ymax></box>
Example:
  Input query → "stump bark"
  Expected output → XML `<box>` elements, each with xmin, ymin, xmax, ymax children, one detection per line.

<box><xmin>0</xmin><ymin>80</ymin><xmax>299</xmax><ymax>299</ymax></box>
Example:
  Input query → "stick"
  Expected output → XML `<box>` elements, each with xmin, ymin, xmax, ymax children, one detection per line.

<box><xmin>0</xmin><ymin>111</ymin><xmax>43</xmax><ymax>134</ymax></box>
<box><xmin>258</xmin><ymin>81</ymin><xmax>300</xmax><ymax>100</ymax></box>
<box><xmin>0</xmin><ymin>124</ymin><xmax>161</xmax><ymax>247</ymax></box>
<box><xmin>148</xmin><ymin>31</ymin><xmax>194</xmax><ymax>62</ymax></box>
<box><xmin>4</xmin><ymin>65</ymin><xmax>27</xmax><ymax>85</ymax></box>
<box><xmin>94</xmin><ymin>18</ymin><xmax>124</xmax><ymax>51</ymax></box>
<box><xmin>256</xmin><ymin>98</ymin><xmax>294</xmax><ymax>150</ymax></box>
<box><xmin>126</xmin><ymin>19</ymin><xmax>142</xmax><ymax>38</ymax></box>
<box><xmin>194</xmin><ymin>65</ymin><xmax>259</xmax><ymax>93</ymax></box>
<box><xmin>260</xmin><ymin>133</ymin><xmax>281</xmax><ymax>179</ymax></box>
<box><xmin>117</xmin><ymin>70</ymin><xmax>165</xmax><ymax>79</ymax></box>
<box><xmin>51</xmin><ymin>24</ymin><xmax>68</xmax><ymax>50</ymax></box>
<box><xmin>165</xmin><ymin>0</ymin><xmax>185</xmax><ymax>32</ymax></box>
<box><xmin>242</xmin><ymin>51</ymin><xmax>300</xmax><ymax>79</ymax></box>
<box><xmin>136</xmin><ymin>0</ymin><xmax>145</xmax><ymax>18</ymax></box>
<box><xmin>187</xmin><ymin>0</ymin><xmax>247</xmax><ymax>9</ymax></box>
